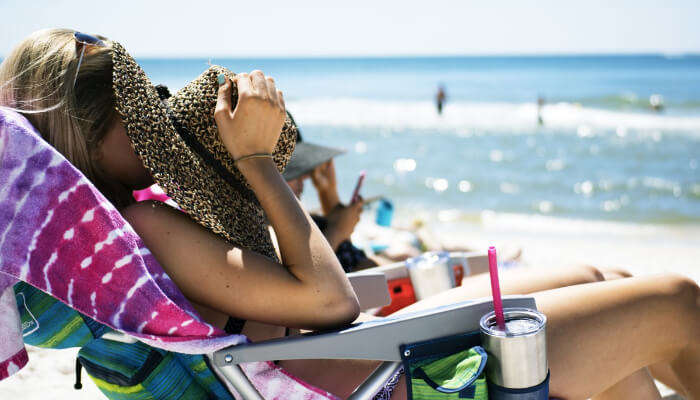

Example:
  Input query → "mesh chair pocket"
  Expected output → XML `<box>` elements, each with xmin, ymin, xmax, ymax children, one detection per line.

<box><xmin>401</xmin><ymin>332</ymin><xmax>488</xmax><ymax>399</ymax></box>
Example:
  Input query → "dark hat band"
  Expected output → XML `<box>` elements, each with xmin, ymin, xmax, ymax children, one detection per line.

<box><xmin>165</xmin><ymin>105</ymin><xmax>258</xmax><ymax>204</ymax></box>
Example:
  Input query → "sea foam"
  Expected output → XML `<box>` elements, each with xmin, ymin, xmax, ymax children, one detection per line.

<box><xmin>287</xmin><ymin>98</ymin><xmax>700</xmax><ymax>135</ymax></box>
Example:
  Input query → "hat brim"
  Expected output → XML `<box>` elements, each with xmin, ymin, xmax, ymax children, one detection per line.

<box><xmin>282</xmin><ymin>142</ymin><xmax>346</xmax><ymax>181</ymax></box>
<box><xmin>112</xmin><ymin>42</ymin><xmax>296</xmax><ymax>260</ymax></box>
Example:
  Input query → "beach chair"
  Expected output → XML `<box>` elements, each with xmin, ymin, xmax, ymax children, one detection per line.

<box><xmin>0</xmin><ymin>108</ymin><xmax>544</xmax><ymax>399</ymax></box>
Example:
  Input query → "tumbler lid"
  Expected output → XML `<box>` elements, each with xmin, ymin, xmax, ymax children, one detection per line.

<box><xmin>479</xmin><ymin>308</ymin><xmax>546</xmax><ymax>337</ymax></box>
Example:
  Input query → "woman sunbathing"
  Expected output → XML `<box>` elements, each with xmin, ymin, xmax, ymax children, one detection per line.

<box><xmin>1</xmin><ymin>29</ymin><xmax>698</xmax><ymax>400</ymax></box>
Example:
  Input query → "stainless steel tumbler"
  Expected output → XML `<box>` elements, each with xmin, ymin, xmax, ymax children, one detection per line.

<box><xmin>479</xmin><ymin>308</ymin><xmax>548</xmax><ymax>389</ymax></box>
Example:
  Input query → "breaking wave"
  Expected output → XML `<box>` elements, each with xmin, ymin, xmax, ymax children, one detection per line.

<box><xmin>287</xmin><ymin>98</ymin><xmax>700</xmax><ymax>135</ymax></box>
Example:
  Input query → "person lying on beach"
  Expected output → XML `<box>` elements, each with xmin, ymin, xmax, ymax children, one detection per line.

<box><xmin>282</xmin><ymin>120</ymin><xmax>467</xmax><ymax>269</ymax></box>
<box><xmin>1</xmin><ymin>29</ymin><xmax>699</xmax><ymax>400</ymax></box>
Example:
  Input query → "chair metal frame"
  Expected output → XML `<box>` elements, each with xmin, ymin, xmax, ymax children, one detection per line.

<box><xmin>208</xmin><ymin>296</ymin><xmax>537</xmax><ymax>399</ymax></box>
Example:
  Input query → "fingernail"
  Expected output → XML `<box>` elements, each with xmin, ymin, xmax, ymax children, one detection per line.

<box><xmin>217</xmin><ymin>74</ymin><xmax>226</xmax><ymax>85</ymax></box>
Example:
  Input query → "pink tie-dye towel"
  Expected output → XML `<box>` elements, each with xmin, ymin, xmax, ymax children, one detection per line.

<box><xmin>0</xmin><ymin>108</ymin><xmax>337</xmax><ymax>399</ymax></box>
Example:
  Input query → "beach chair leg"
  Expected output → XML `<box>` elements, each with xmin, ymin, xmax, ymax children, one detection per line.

<box><xmin>347</xmin><ymin>361</ymin><xmax>403</xmax><ymax>400</ymax></box>
<box><xmin>208</xmin><ymin>359</ymin><xmax>264</xmax><ymax>400</ymax></box>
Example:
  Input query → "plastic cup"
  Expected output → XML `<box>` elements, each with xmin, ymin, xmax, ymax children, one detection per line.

<box><xmin>405</xmin><ymin>251</ymin><xmax>452</xmax><ymax>300</ymax></box>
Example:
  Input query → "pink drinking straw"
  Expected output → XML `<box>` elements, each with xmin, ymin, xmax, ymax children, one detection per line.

<box><xmin>488</xmin><ymin>246</ymin><xmax>506</xmax><ymax>330</ymax></box>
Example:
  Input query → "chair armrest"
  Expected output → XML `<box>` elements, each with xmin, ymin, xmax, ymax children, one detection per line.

<box><xmin>211</xmin><ymin>295</ymin><xmax>536</xmax><ymax>366</ymax></box>
<box><xmin>347</xmin><ymin>271</ymin><xmax>391</xmax><ymax>310</ymax></box>
<box><xmin>353</xmin><ymin>251</ymin><xmax>490</xmax><ymax>282</ymax></box>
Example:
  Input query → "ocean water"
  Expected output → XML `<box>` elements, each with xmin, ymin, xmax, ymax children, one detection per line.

<box><xmin>138</xmin><ymin>55</ymin><xmax>700</xmax><ymax>225</ymax></box>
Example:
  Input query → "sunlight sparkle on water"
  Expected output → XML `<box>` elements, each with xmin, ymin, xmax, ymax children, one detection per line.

<box><xmin>458</xmin><ymin>180</ymin><xmax>473</xmax><ymax>193</ymax></box>
<box><xmin>489</xmin><ymin>150</ymin><xmax>504</xmax><ymax>163</ymax></box>
<box><xmin>537</xmin><ymin>201</ymin><xmax>554</xmax><ymax>213</ymax></box>
<box><xmin>393</xmin><ymin>158</ymin><xmax>417</xmax><ymax>173</ymax></box>
<box><xmin>545</xmin><ymin>159</ymin><xmax>565</xmax><ymax>171</ymax></box>
<box><xmin>602</xmin><ymin>200</ymin><xmax>622</xmax><ymax>212</ymax></box>
<box><xmin>577</xmin><ymin>125</ymin><xmax>593</xmax><ymax>138</ymax></box>
<box><xmin>616</xmin><ymin>126</ymin><xmax>628</xmax><ymax>138</ymax></box>
<box><xmin>575</xmin><ymin>181</ymin><xmax>594</xmax><ymax>196</ymax></box>
<box><xmin>433</xmin><ymin>178</ymin><xmax>449</xmax><ymax>192</ymax></box>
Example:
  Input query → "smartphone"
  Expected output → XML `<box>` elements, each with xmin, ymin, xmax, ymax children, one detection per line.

<box><xmin>350</xmin><ymin>170</ymin><xmax>366</xmax><ymax>204</ymax></box>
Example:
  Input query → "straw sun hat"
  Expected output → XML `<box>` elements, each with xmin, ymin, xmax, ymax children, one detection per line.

<box><xmin>111</xmin><ymin>42</ymin><xmax>298</xmax><ymax>260</ymax></box>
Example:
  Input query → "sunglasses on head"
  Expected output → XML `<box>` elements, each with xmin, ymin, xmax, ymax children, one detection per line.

<box><xmin>73</xmin><ymin>31</ymin><xmax>106</xmax><ymax>88</ymax></box>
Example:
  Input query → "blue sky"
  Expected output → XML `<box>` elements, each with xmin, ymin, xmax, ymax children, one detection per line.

<box><xmin>2</xmin><ymin>0</ymin><xmax>699</xmax><ymax>57</ymax></box>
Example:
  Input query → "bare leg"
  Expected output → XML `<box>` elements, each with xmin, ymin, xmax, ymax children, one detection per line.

<box><xmin>592</xmin><ymin>368</ymin><xmax>661</xmax><ymax>400</ymax></box>
<box><xmin>403</xmin><ymin>265</ymin><xmax>682</xmax><ymax>396</ymax></box>
<box><xmin>599</xmin><ymin>267</ymin><xmax>633</xmax><ymax>281</ymax></box>
<box><xmin>595</xmin><ymin>267</ymin><xmax>687</xmax><ymax>395</ymax></box>
<box><xmin>670</xmin><ymin>339</ymin><xmax>700</xmax><ymax>396</ymax></box>
<box><xmin>535</xmin><ymin>274</ymin><xmax>699</xmax><ymax>399</ymax></box>
<box><xmin>394</xmin><ymin>266</ymin><xmax>684</xmax><ymax>398</ymax></box>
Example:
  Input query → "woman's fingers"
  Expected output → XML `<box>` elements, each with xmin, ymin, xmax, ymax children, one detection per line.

<box><xmin>351</xmin><ymin>198</ymin><xmax>364</xmax><ymax>216</ymax></box>
<box><xmin>357</xmin><ymin>199</ymin><xmax>365</xmax><ymax>211</ymax></box>
<box><xmin>235</xmin><ymin>73</ymin><xmax>251</xmax><ymax>97</ymax></box>
<box><xmin>216</xmin><ymin>69</ymin><xmax>287</xmax><ymax>159</ymax></box>
<box><xmin>214</xmin><ymin>74</ymin><xmax>232</xmax><ymax>120</ymax></box>
<box><xmin>323</xmin><ymin>160</ymin><xmax>333</xmax><ymax>173</ymax></box>
<box><xmin>250</xmin><ymin>70</ymin><xmax>267</xmax><ymax>96</ymax></box>
<box><xmin>277</xmin><ymin>89</ymin><xmax>285</xmax><ymax>111</ymax></box>
<box><xmin>311</xmin><ymin>165</ymin><xmax>323</xmax><ymax>180</ymax></box>
<box><xmin>241</xmin><ymin>70</ymin><xmax>284</xmax><ymax>111</ymax></box>
<box><xmin>266</xmin><ymin>77</ymin><xmax>279</xmax><ymax>103</ymax></box>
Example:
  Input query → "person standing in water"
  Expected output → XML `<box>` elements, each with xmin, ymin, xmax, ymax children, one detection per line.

<box><xmin>436</xmin><ymin>84</ymin><xmax>446</xmax><ymax>115</ymax></box>
<box><xmin>537</xmin><ymin>95</ymin><xmax>545</xmax><ymax>126</ymax></box>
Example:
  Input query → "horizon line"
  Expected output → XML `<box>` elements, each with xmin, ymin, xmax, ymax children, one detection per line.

<box><xmin>2</xmin><ymin>51</ymin><xmax>700</xmax><ymax>60</ymax></box>
<box><xmin>124</xmin><ymin>51</ymin><xmax>700</xmax><ymax>60</ymax></box>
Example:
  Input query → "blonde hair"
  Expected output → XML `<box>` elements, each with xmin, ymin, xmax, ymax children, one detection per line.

<box><xmin>0</xmin><ymin>28</ymin><xmax>131</xmax><ymax>207</ymax></box>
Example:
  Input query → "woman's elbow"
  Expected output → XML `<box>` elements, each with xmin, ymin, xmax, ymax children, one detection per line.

<box><xmin>337</xmin><ymin>295</ymin><xmax>361</xmax><ymax>325</ymax></box>
<box><xmin>319</xmin><ymin>294</ymin><xmax>361</xmax><ymax>329</ymax></box>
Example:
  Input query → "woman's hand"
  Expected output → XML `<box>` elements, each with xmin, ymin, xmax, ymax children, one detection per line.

<box><xmin>311</xmin><ymin>160</ymin><xmax>337</xmax><ymax>194</ymax></box>
<box><xmin>311</xmin><ymin>160</ymin><xmax>341</xmax><ymax>213</ymax></box>
<box><xmin>214</xmin><ymin>70</ymin><xmax>286</xmax><ymax>161</ymax></box>
<box><xmin>324</xmin><ymin>199</ymin><xmax>363</xmax><ymax>250</ymax></box>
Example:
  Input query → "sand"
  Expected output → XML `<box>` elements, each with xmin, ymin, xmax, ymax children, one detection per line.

<box><xmin>1</xmin><ymin>215</ymin><xmax>698</xmax><ymax>399</ymax></box>
<box><xmin>2</xmin><ymin>346</ymin><xmax>103</xmax><ymax>399</ymax></box>
<box><xmin>419</xmin><ymin>212</ymin><xmax>700</xmax><ymax>283</ymax></box>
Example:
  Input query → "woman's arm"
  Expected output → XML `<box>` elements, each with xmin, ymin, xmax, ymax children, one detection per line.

<box><xmin>124</xmin><ymin>70</ymin><xmax>359</xmax><ymax>330</ymax></box>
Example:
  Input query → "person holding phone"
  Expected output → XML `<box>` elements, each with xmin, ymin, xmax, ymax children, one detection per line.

<box><xmin>282</xmin><ymin>118</ymin><xmax>382</xmax><ymax>271</ymax></box>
